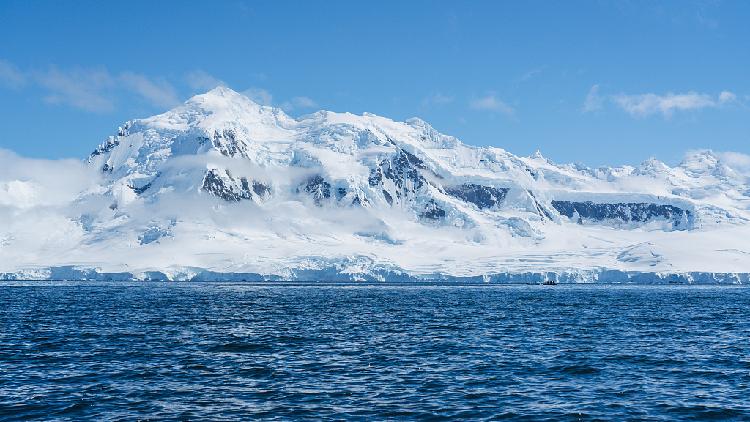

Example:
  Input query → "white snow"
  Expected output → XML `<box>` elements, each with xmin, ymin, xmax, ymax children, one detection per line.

<box><xmin>1</xmin><ymin>87</ymin><xmax>749</xmax><ymax>282</ymax></box>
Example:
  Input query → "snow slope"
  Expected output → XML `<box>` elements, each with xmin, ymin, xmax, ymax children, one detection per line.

<box><xmin>2</xmin><ymin>87</ymin><xmax>749</xmax><ymax>282</ymax></box>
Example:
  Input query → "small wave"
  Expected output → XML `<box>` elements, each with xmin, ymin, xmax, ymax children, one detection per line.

<box><xmin>207</xmin><ymin>342</ymin><xmax>274</xmax><ymax>353</ymax></box>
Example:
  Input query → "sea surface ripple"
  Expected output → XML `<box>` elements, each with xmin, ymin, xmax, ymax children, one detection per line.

<box><xmin>1</xmin><ymin>282</ymin><xmax>749</xmax><ymax>420</ymax></box>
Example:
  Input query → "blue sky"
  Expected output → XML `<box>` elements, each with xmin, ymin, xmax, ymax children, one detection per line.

<box><xmin>1</xmin><ymin>0</ymin><xmax>748</xmax><ymax>166</ymax></box>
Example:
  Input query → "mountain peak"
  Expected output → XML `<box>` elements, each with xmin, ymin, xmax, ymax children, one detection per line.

<box><xmin>137</xmin><ymin>86</ymin><xmax>294</xmax><ymax>133</ymax></box>
<box><xmin>16</xmin><ymin>85</ymin><xmax>750</xmax><ymax>282</ymax></box>
<box><xmin>205</xmin><ymin>85</ymin><xmax>238</xmax><ymax>96</ymax></box>
<box><xmin>186</xmin><ymin>86</ymin><xmax>261</xmax><ymax>109</ymax></box>
<box><xmin>679</xmin><ymin>149</ymin><xmax>720</xmax><ymax>173</ymax></box>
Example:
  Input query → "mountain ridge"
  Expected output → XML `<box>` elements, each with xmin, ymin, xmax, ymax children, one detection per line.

<box><xmin>2</xmin><ymin>87</ymin><xmax>749</xmax><ymax>282</ymax></box>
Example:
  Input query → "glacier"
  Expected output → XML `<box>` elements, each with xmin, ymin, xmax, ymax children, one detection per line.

<box><xmin>1</xmin><ymin>86</ymin><xmax>749</xmax><ymax>283</ymax></box>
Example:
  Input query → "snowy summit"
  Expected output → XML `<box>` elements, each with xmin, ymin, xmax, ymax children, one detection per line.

<box><xmin>2</xmin><ymin>87</ymin><xmax>750</xmax><ymax>282</ymax></box>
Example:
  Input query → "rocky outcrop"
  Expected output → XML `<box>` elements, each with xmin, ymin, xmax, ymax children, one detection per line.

<box><xmin>300</xmin><ymin>175</ymin><xmax>331</xmax><ymax>206</ymax></box>
<box><xmin>551</xmin><ymin>200</ymin><xmax>693</xmax><ymax>229</ymax></box>
<box><xmin>445</xmin><ymin>184</ymin><xmax>508</xmax><ymax>210</ymax></box>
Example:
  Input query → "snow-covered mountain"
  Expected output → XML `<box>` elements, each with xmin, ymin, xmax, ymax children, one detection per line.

<box><xmin>2</xmin><ymin>87</ymin><xmax>749</xmax><ymax>282</ymax></box>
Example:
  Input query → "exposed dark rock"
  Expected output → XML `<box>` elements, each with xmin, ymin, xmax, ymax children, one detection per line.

<box><xmin>551</xmin><ymin>200</ymin><xmax>692</xmax><ymax>228</ymax></box>
<box><xmin>445</xmin><ymin>184</ymin><xmax>509</xmax><ymax>209</ymax></box>
<box><xmin>196</xmin><ymin>136</ymin><xmax>211</xmax><ymax>147</ymax></box>
<box><xmin>351</xmin><ymin>195</ymin><xmax>369</xmax><ymax>206</ymax></box>
<box><xmin>200</xmin><ymin>168</ymin><xmax>271</xmax><ymax>202</ymax></box>
<box><xmin>528</xmin><ymin>190</ymin><xmax>554</xmax><ymax>220</ymax></box>
<box><xmin>212</xmin><ymin>129</ymin><xmax>247</xmax><ymax>157</ymax></box>
<box><xmin>130</xmin><ymin>182</ymin><xmax>152</xmax><ymax>195</ymax></box>
<box><xmin>252</xmin><ymin>181</ymin><xmax>271</xmax><ymax>197</ymax></box>
<box><xmin>90</xmin><ymin>138</ymin><xmax>119</xmax><ymax>158</ymax></box>
<box><xmin>382</xmin><ymin>190</ymin><xmax>393</xmax><ymax>205</ymax></box>
<box><xmin>369</xmin><ymin>149</ymin><xmax>428</xmax><ymax>204</ymax></box>
<box><xmin>366</xmin><ymin>148</ymin><xmax>443</xmax><ymax>208</ymax></box>
<box><xmin>302</xmin><ymin>175</ymin><xmax>331</xmax><ymax>206</ymax></box>
<box><xmin>202</xmin><ymin>169</ymin><xmax>252</xmax><ymax>201</ymax></box>
<box><xmin>401</xmin><ymin>149</ymin><xmax>427</xmax><ymax>169</ymax></box>
<box><xmin>420</xmin><ymin>200</ymin><xmax>446</xmax><ymax>220</ymax></box>
<box><xmin>240</xmin><ymin>177</ymin><xmax>250</xmax><ymax>193</ymax></box>
<box><xmin>382</xmin><ymin>150</ymin><xmax>426</xmax><ymax>191</ymax></box>
<box><xmin>201</xmin><ymin>169</ymin><xmax>233</xmax><ymax>200</ymax></box>
<box><xmin>117</xmin><ymin>122</ymin><xmax>131</xmax><ymax>137</ymax></box>
<box><xmin>368</xmin><ymin>167</ymin><xmax>382</xmax><ymax>187</ymax></box>
<box><xmin>336</xmin><ymin>187</ymin><xmax>347</xmax><ymax>201</ymax></box>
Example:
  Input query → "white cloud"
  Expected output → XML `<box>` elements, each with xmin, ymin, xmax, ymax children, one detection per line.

<box><xmin>582</xmin><ymin>84</ymin><xmax>603</xmax><ymax>113</ymax></box>
<box><xmin>185</xmin><ymin>70</ymin><xmax>225</xmax><ymax>91</ymax></box>
<box><xmin>0</xmin><ymin>60</ymin><xmax>26</xmax><ymax>89</ymax></box>
<box><xmin>33</xmin><ymin>66</ymin><xmax>182</xmax><ymax>112</ymax></box>
<box><xmin>281</xmin><ymin>96</ymin><xmax>317</xmax><ymax>112</ymax></box>
<box><xmin>290</xmin><ymin>96</ymin><xmax>317</xmax><ymax>108</ymax></box>
<box><xmin>227</xmin><ymin>86</ymin><xmax>318</xmax><ymax>112</ymax></box>
<box><xmin>120</xmin><ymin>72</ymin><xmax>179</xmax><ymax>108</ymax></box>
<box><xmin>518</xmin><ymin>66</ymin><xmax>546</xmax><ymax>82</ymax></box>
<box><xmin>36</xmin><ymin>67</ymin><xmax>115</xmax><ymax>112</ymax></box>
<box><xmin>716</xmin><ymin>151</ymin><xmax>750</xmax><ymax>175</ymax></box>
<box><xmin>0</xmin><ymin>149</ymin><xmax>101</xmax><ymax>208</ymax></box>
<box><xmin>242</xmin><ymin>87</ymin><xmax>273</xmax><ymax>106</ymax></box>
<box><xmin>470</xmin><ymin>94</ymin><xmax>515</xmax><ymax>116</ymax></box>
<box><xmin>612</xmin><ymin>91</ymin><xmax>736</xmax><ymax>118</ymax></box>
<box><xmin>421</xmin><ymin>93</ymin><xmax>454</xmax><ymax>107</ymax></box>
<box><xmin>718</xmin><ymin>91</ymin><xmax>737</xmax><ymax>104</ymax></box>
<box><xmin>1</xmin><ymin>60</ymin><xmax>182</xmax><ymax>112</ymax></box>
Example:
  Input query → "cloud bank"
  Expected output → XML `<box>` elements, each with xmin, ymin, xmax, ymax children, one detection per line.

<box><xmin>36</xmin><ymin>67</ymin><xmax>117</xmax><ymax>112</ymax></box>
<box><xmin>0</xmin><ymin>60</ymin><xmax>26</xmax><ymax>89</ymax></box>
<box><xmin>613</xmin><ymin>91</ymin><xmax>736</xmax><ymax>117</ymax></box>
<box><xmin>0</xmin><ymin>60</ymin><xmax>320</xmax><ymax>116</ymax></box>
<box><xmin>120</xmin><ymin>72</ymin><xmax>180</xmax><ymax>109</ymax></box>
<box><xmin>2</xmin><ymin>63</ymin><xmax>184</xmax><ymax>112</ymax></box>
<box><xmin>470</xmin><ymin>94</ymin><xmax>515</xmax><ymax>116</ymax></box>
<box><xmin>421</xmin><ymin>93</ymin><xmax>454</xmax><ymax>108</ymax></box>
<box><xmin>281</xmin><ymin>96</ymin><xmax>318</xmax><ymax>112</ymax></box>
<box><xmin>185</xmin><ymin>70</ymin><xmax>226</xmax><ymax>91</ymax></box>
<box><xmin>0</xmin><ymin>149</ymin><xmax>100</xmax><ymax>208</ymax></box>
<box><xmin>584</xmin><ymin>84</ymin><xmax>739</xmax><ymax>118</ymax></box>
<box><xmin>582</xmin><ymin>84</ymin><xmax>604</xmax><ymax>113</ymax></box>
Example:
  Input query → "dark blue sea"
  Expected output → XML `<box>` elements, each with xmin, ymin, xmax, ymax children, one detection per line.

<box><xmin>1</xmin><ymin>282</ymin><xmax>749</xmax><ymax>421</ymax></box>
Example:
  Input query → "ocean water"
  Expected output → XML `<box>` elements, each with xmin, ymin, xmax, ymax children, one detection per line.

<box><xmin>1</xmin><ymin>282</ymin><xmax>749</xmax><ymax>421</ymax></box>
